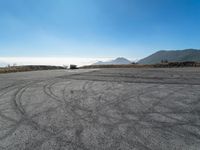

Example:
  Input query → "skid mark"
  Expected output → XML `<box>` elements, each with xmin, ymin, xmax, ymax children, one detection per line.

<box><xmin>0</xmin><ymin>70</ymin><xmax>200</xmax><ymax>149</ymax></box>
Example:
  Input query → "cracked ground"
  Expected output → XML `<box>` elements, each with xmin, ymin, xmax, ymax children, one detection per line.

<box><xmin>0</xmin><ymin>68</ymin><xmax>200</xmax><ymax>150</ymax></box>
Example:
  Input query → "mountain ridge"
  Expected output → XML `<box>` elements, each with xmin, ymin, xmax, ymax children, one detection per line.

<box><xmin>93</xmin><ymin>57</ymin><xmax>131</xmax><ymax>65</ymax></box>
<box><xmin>138</xmin><ymin>49</ymin><xmax>200</xmax><ymax>64</ymax></box>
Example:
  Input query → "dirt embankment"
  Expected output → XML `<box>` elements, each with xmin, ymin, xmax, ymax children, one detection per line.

<box><xmin>80</xmin><ymin>61</ymin><xmax>200</xmax><ymax>69</ymax></box>
<box><xmin>0</xmin><ymin>65</ymin><xmax>65</xmax><ymax>74</ymax></box>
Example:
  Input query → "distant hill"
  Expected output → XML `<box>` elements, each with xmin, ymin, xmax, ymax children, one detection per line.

<box><xmin>93</xmin><ymin>57</ymin><xmax>131</xmax><ymax>65</ymax></box>
<box><xmin>138</xmin><ymin>49</ymin><xmax>200</xmax><ymax>64</ymax></box>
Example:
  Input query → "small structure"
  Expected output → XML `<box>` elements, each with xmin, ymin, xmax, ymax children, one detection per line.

<box><xmin>70</xmin><ymin>64</ymin><xmax>78</xmax><ymax>69</ymax></box>
<box><xmin>161</xmin><ymin>59</ymin><xmax>168</xmax><ymax>63</ymax></box>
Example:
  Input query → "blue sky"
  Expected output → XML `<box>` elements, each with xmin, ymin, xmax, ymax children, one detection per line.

<box><xmin>0</xmin><ymin>0</ymin><xmax>200</xmax><ymax>59</ymax></box>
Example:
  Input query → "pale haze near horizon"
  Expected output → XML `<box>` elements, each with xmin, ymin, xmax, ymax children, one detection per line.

<box><xmin>0</xmin><ymin>57</ymin><xmax>125</xmax><ymax>67</ymax></box>
<box><xmin>0</xmin><ymin>57</ymin><xmax>96</xmax><ymax>67</ymax></box>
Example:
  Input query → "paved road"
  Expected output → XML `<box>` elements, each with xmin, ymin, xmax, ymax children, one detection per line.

<box><xmin>0</xmin><ymin>68</ymin><xmax>200</xmax><ymax>150</ymax></box>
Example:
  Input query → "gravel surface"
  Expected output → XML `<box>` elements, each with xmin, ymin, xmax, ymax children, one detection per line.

<box><xmin>0</xmin><ymin>68</ymin><xmax>200</xmax><ymax>150</ymax></box>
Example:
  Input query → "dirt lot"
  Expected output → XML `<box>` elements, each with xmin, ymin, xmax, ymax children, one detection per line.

<box><xmin>0</xmin><ymin>68</ymin><xmax>200</xmax><ymax>150</ymax></box>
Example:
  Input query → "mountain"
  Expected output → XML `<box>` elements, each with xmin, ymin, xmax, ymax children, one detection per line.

<box><xmin>138</xmin><ymin>49</ymin><xmax>200</xmax><ymax>64</ymax></box>
<box><xmin>93</xmin><ymin>57</ymin><xmax>131</xmax><ymax>65</ymax></box>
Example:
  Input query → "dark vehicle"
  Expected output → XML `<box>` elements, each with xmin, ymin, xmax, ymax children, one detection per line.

<box><xmin>70</xmin><ymin>64</ymin><xmax>78</xmax><ymax>69</ymax></box>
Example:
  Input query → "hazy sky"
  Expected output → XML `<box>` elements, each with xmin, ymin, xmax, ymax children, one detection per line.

<box><xmin>0</xmin><ymin>0</ymin><xmax>200</xmax><ymax>65</ymax></box>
